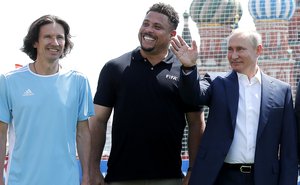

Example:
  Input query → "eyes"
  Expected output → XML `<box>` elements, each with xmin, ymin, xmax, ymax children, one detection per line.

<box><xmin>43</xmin><ymin>34</ymin><xmax>65</xmax><ymax>42</ymax></box>
<box><xmin>142</xmin><ymin>21</ymin><xmax>163</xmax><ymax>30</ymax></box>
<box><xmin>228</xmin><ymin>47</ymin><xmax>246</xmax><ymax>53</ymax></box>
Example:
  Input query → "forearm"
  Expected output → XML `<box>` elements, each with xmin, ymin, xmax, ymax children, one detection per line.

<box><xmin>179</xmin><ymin>70</ymin><xmax>202</xmax><ymax>106</ymax></box>
<box><xmin>77</xmin><ymin>120</ymin><xmax>91</xmax><ymax>182</ymax></box>
<box><xmin>188</xmin><ymin>125</ymin><xmax>203</xmax><ymax>167</ymax></box>
<box><xmin>90</xmin><ymin>121</ymin><xmax>107</xmax><ymax>171</ymax></box>
<box><xmin>89</xmin><ymin>105</ymin><xmax>112</xmax><ymax>185</ymax></box>
<box><xmin>0</xmin><ymin>122</ymin><xmax>8</xmax><ymax>184</ymax></box>
<box><xmin>187</xmin><ymin>112</ymin><xmax>205</xmax><ymax>168</ymax></box>
<box><xmin>280</xmin><ymin>92</ymin><xmax>298</xmax><ymax>184</ymax></box>
<box><xmin>0</xmin><ymin>143</ymin><xmax>5</xmax><ymax>183</ymax></box>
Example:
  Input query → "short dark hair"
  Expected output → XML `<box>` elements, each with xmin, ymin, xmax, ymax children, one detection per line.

<box><xmin>21</xmin><ymin>15</ymin><xmax>74</xmax><ymax>61</ymax></box>
<box><xmin>147</xmin><ymin>3</ymin><xmax>179</xmax><ymax>30</ymax></box>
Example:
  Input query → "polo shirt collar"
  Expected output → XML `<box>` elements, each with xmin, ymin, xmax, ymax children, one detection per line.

<box><xmin>131</xmin><ymin>47</ymin><xmax>175</xmax><ymax>64</ymax></box>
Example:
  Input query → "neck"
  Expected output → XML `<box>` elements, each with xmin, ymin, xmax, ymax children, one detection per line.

<box><xmin>141</xmin><ymin>49</ymin><xmax>169</xmax><ymax>66</ymax></box>
<box><xmin>32</xmin><ymin>61</ymin><xmax>60</xmax><ymax>75</ymax></box>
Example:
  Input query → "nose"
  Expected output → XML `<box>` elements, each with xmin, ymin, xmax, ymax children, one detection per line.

<box><xmin>143</xmin><ymin>27</ymin><xmax>153</xmax><ymax>34</ymax></box>
<box><xmin>52</xmin><ymin>38</ymin><xmax>59</xmax><ymax>45</ymax></box>
<box><xmin>231</xmin><ymin>51</ymin><xmax>239</xmax><ymax>59</ymax></box>
<box><xmin>50</xmin><ymin>37</ymin><xmax>60</xmax><ymax>45</ymax></box>
<box><xmin>143</xmin><ymin>25</ymin><xmax>155</xmax><ymax>33</ymax></box>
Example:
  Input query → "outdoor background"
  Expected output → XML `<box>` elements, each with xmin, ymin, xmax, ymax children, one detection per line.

<box><xmin>0</xmin><ymin>0</ymin><xmax>253</xmax><ymax>94</ymax></box>
<box><xmin>2</xmin><ymin>0</ymin><xmax>300</xmax><ymax>177</ymax></box>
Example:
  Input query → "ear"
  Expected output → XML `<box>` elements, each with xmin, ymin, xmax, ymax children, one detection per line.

<box><xmin>256</xmin><ymin>44</ymin><xmax>263</xmax><ymax>55</ymax></box>
<box><xmin>170</xmin><ymin>30</ymin><xmax>176</xmax><ymax>37</ymax></box>
<box><xmin>33</xmin><ymin>42</ymin><xmax>38</xmax><ymax>48</ymax></box>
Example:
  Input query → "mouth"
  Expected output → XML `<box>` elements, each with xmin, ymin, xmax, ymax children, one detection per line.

<box><xmin>48</xmin><ymin>47</ymin><xmax>61</xmax><ymax>54</ymax></box>
<box><xmin>143</xmin><ymin>34</ymin><xmax>155</xmax><ymax>42</ymax></box>
<box><xmin>230</xmin><ymin>60</ymin><xmax>242</xmax><ymax>64</ymax></box>
<box><xmin>230</xmin><ymin>60</ymin><xmax>242</xmax><ymax>68</ymax></box>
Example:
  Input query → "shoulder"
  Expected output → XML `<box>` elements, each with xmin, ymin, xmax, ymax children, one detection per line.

<box><xmin>262</xmin><ymin>73</ymin><xmax>290</xmax><ymax>88</ymax></box>
<box><xmin>60</xmin><ymin>69</ymin><xmax>90</xmax><ymax>83</ymax></box>
<box><xmin>0</xmin><ymin>73</ymin><xmax>4</xmax><ymax>80</ymax></box>
<box><xmin>105</xmin><ymin>50</ymin><xmax>133</xmax><ymax>67</ymax></box>
<box><xmin>100</xmin><ymin>50</ymin><xmax>134</xmax><ymax>75</ymax></box>
<box><xmin>4</xmin><ymin>65</ymin><xmax>30</xmax><ymax>80</ymax></box>
<box><xmin>205</xmin><ymin>71</ymin><xmax>229</xmax><ymax>79</ymax></box>
<box><xmin>203</xmin><ymin>71</ymin><xmax>231</xmax><ymax>83</ymax></box>
<box><xmin>0</xmin><ymin>73</ymin><xmax>5</xmax><ymax>89</ymax></box>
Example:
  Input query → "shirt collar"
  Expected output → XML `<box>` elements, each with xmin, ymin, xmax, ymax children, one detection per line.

<box><xmin>237</xmin><ymin>68</ymin><xmax>262</xmax><ymax>85</ymax></box>
<box><xmin>131</xmin><ymin>47</ymin><xmax>175</xmax><ymax>64</ymax></box>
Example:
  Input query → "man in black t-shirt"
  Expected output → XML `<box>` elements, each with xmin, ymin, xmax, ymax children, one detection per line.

<box><xmin>89</xmin><ymin>3</ymin><xmax>205</xmax><ymax>185</ymax></box>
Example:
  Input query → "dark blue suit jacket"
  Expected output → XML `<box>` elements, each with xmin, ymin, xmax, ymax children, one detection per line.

<box><xmin>179</xmin><ymin>70</ymin><xmax>298</xmax><ymax>185</ymax></box>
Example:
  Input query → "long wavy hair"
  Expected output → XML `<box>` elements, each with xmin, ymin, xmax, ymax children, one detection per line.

<box><xmin>21</xmin><ymin>15</ymin><xmax>74</xmax><ymax>61</ymax></box>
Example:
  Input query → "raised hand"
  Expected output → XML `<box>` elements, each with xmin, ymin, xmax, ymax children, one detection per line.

<box><xmin>170</xmin><ymin>35</ymin><xmax>198</xmax><ymax>67</ymax></box>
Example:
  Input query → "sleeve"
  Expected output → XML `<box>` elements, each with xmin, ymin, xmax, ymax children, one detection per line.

<box><xmin>93</xmin><ymin>62</ymin><xmax>117</xmax><ymax>107</ymax></box>
<box><xmin>78</xmin><ymin>74</ymin><xmax>95</xmax><ymax>121</ymax></box>
<box><xmin>179</xmin><ymin>69</ymin><xmax>213</xmax><ymax>107</ymax></box>
<box><xmin>279</xmin><ymin>84</ymin><xmax>298</xmax><ymax>184</ymax></box>
<box><xmin>0</xmin><ymin>74</ymin><xmax>11</xmax><ymax>124</ymax></box>
<box><xmin>182</xmin><ymin>103</ymin><xmax>203</xmax><ymax>113</ymax></box>
<box><xmin>294</xmin><ymin>81</ymin><xmax>300</xmax><ymax>160</ymax></box>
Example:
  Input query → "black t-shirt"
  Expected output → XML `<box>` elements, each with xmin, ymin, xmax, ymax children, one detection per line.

<box><xmin>94</xmin><ymin>48</ymin><xmax>201</xmax><ymax>182</ymax></box>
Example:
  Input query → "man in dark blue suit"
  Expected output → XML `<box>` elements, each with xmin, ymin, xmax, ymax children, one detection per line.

<box><xmin>171</xmin><ymin>29</ymin><xmax>298</xmax><ymax>185</ymax></box>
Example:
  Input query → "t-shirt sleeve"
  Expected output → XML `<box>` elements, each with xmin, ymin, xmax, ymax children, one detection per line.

<box><xmin>0</xmin><ymin>74</ymin><xmax>12</xmax><ymax>124</ymax></box>
<box><xmin>78</xmin><ymin>74</ymin><xmax>95</xmax><ymax>121</ymax></box>
<box><xmin>183</xmin><ymin>103</ymin><xmax>204</xmax><ymax>113</ymax></box>
<box><xmin>93</xmin><ymin>62</ymin><xmax>116</xmax><ymax>107</ymax></box>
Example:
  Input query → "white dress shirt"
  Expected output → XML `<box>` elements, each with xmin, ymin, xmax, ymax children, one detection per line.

<box><xmin>224</xmin><ymin>70</ymin><xmax>261</xmax><ymax>164</ymax></box>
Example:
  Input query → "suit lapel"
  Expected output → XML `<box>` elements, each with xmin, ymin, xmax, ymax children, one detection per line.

<box><xmin>224</xmin><ymin>71</ymin><xmax>239</xmax><ymax>129</ymax></box>
<box><xmin>256</xmin><ymin>73</ymin><xmax>274</xmax><ymax>141</ymax></box>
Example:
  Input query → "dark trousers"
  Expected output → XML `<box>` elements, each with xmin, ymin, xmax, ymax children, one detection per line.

<box><xmin>214</xmin><ymin>163</ymin><xmax>254</xmax><ymax>185</ymax></box>
<box><xmin>108</xmin><ymin>179</ymin><xmax>182</xmax><ymax>185</ymax></box>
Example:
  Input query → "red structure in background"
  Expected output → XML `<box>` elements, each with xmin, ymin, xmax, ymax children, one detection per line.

<box><xmin>15</xmin><ymin>64</ymin><xmax>23</xmax><ymax>69</ymax></box>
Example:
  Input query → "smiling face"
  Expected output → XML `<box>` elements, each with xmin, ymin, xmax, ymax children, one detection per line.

<box><xmin>34</xmin><ymin>23</ymin><xmax>65</xmax><ymax>63</ymax></box>
<box><xmin>138</xmin><ymin>11</ymin><xmax>176</xmax><ymax>55</ymax></box>
<box><xmin>227</xmin><ymin>32</ymin><xmax>263</xmax><ymax>78</ymax></box>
